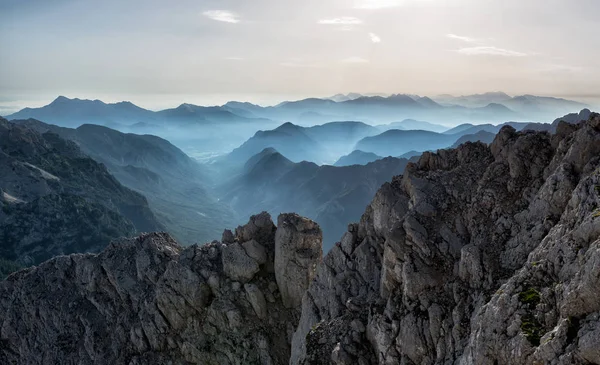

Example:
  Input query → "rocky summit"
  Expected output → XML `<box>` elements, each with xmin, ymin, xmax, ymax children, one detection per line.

<box><xmin>1</xmin><ymin>114</ymin><xmax>600</xmax><ymax>365</ymax></box>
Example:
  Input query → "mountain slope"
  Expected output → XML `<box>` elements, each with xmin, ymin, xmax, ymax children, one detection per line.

<box><xmin>225</xmin><ymin>121</ymin><xmax>379</xmax><ymax>165</ymax></box>
<box><xmin>3</xmin><ymin>115</ymin><xmax>600</xmax><ymax>365</ymax></box>
<box><xmin>226</xmin><ymin>122</ymin><xmax>327</xmax><ymax>163</ymax></box>
<box><xmin>220</xmin><ymin>149</ymin><xmax>412</xmax><ymax>248</ymax></box>
<box><xmin>355</xmin><ymin>129</ymin><xmax>459</xmax><ymax>156</ymax></box>
<box><xmin>15</xmin><ymin>119</ymin><xmax>236</xmax><ymax>244</ymax></box>
<box><xmin>0</xmin><ymin>213</ymin><xmax>321</xmax><ymax>365</ymax></box>
<box><xmin>451</xmin><ymin>130</ymin><xmax>497</xmax><ymax>147</ymax></box>
<box><xmin>0</xmin><ymin>117</ymin><xmax>161</xmax><ymax>265</ymax></box>
<box><xmin>377</xmin><ymin>119</ymin><xmax>449</xmax><ymax>133</ymax></box>
<box><xmin>291</xmin><ymin>113</ymin><xmax>600</xmax><ymax>364</ymax></box>
<box><xmin>334</xmin><ymin>150</ymin><xmax>383</xmax><ymax>166</ymax></box>
<box><xmin>5</xmin><ymin>96</ymin><xmax>157</xmax><ymax>127</ymax></box>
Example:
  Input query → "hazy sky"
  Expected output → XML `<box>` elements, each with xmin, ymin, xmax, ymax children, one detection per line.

<box><xmin>1</xmin><ymin>0</ymin><xmax>599</xmax><ymax>111</ymax></box>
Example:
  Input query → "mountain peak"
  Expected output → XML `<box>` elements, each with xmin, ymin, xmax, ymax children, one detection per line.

<box><xmin>51</xmin><ymin>95</ymin><xmax>71</xmax><ymax>104</ymax></box>
<box><xmin>275</xmin><ymin>121</ymin><xmax>302</xmax><ymax>132</ymax></box>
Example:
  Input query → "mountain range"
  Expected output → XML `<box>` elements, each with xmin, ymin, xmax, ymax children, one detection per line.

<box><xmin>334</xmin><ymin>150</ymin><xmax>384</xmax><ymax>166</ymax></box>
<box><xmin>3</xmin><ymin>113</ymin><xmax>599</xmax><ymax>364</ymax></box>
<box><xmin>219</xmin><ymin>148</ymin><xmax>416</xmax><ymax>248</ymax></box>
<box><xmin>225</xmin><ymin>121</ymin><xmax>381</xmax><ymax>165</ymax></box>
<box><xmin>0</xmin><ymin>117</ymin><xmax>161</xmax><ymax>265</ymax></box>
<box><xmin>14</xmin><ymin>119</ymin><xmax>237</xmax><ymax>244</ymax></box>
<box><xmin>5</xmin><ymin>93</ymin><xmax>591</xmax><ymax>147</ymax></box>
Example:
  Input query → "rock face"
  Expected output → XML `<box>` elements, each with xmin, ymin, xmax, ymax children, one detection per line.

<box><xmin>290</xmin><ymin>114</ymin><xmax>600</xmax><ymax>364</ymax></box>
<box><xmin>275</xmin><ymin>213</ymin><xmax>323</xmax><ymax>308</ymax></box>
<box><xmin>0</xmin><ymin>212</ymin><xmax>319</xmax><ymax>365</ymax></box>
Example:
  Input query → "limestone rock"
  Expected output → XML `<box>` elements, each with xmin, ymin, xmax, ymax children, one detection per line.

<box><xmin>0</xmin><ymin>213</ymin><xmax>303</xmax><ymax>365</ymax></box>
<box><xmin>291</xmin><ymin>113</ymin><xmax>600</xmax><ymax>365</ymax></box>
<box><xmin>275</xmin><ymin>213</ymin><xmax>323</xmax><ymax>309</ymax></box>
<box><xmin>221</xmin><ymin>242</ymin><xmax>260</xmax><ymax>283</ymax></box>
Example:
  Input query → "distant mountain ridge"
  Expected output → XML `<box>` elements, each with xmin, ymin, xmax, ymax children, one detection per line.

<box><xmin>334</xmin><ymin>150</ymin><xmax>383</xmax><ymax>166</ymax></box>
<box><xmin>225</xmin><ymin>121</ymin><xmax>381</xmax><ymax>165</ymax></box>
<box><xmin>219</xmin><ymin>147</ymin><xmax>415</xmax><ymax>248</ymax></box>
<box><xmin>5</xmin><ymin>93</ymin><xmax>589</xmax><ymax>132</ymax></box>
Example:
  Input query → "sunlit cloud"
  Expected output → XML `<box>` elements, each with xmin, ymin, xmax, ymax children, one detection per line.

<box><xmin>457</xmin><ymin>46</ymin><xmax>527</xmax><ymax>57</ymax></box>
<box><xmin>202</xmin><ymin>10</ymin><xmax>240</xmax><ymax>23</ymax></box>
<box><xmin>369</xmin><ymin>33</ymin><xmax>381</xmax><ymax>43</ymax></box>
<box><xmin>446</xmin><ymin>33</ymin><xmax>478</xmax><ymax>43</ymax></box>
<box><xmin>341</xmin><ymin>57</ymin><xmax>369</xmax><ymax>63</ymax></box>
<box><xmin>318</xmin><ymin>17</ymin><xmax>363</xmax><ymax>25</ymax></box>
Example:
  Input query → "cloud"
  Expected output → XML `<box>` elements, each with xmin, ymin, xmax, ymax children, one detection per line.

<box><xmin>225</xmin><ymin>57</ymin><xmax>244</xmax><ymax>61</ymax></box>
<box><xmin>446</xmin><ymin>33</ymin><xmax>478</xmax><ymax>43</ymax></box>
<box><xmin>456</xmin><ymin>46</ymin><xmax>527</xmax><ymax>57</ymax></box>
<box><xmin>341</xmin><ymin>57</ymin><xmax>369</xmax><ymax>63</ymax></box>
<box><xmin>318</xmin><ymin>17</ymin><xmax>363</xmax><ymax>25</ymax></box>
<box><xmin>369</xmin><ymin>32</ymin><xmax>381</xmax><ymax>43</ymax></box>
<box><xmin>202</xmin><ymin>10</ymin><xmax>240</xmax><ymax>23</ymax></box>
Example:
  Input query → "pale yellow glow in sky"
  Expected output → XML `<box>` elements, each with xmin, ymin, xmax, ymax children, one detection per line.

<box><xmin>0</xmin><ymin>0</ymin><xmax>598</xmax><ymax>110</ymax></box>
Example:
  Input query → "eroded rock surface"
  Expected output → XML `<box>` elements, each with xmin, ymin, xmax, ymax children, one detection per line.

<box><xmin>0</xmin><ymin>212</ymin><xmax>318</xmax><ymax>365</ymax></box>
<box><xmin>2</xmin><ymin>115</ymin><xmax>600</xmax><ymax>365</ymax></box>
<box><xmin>275</xmin><ymin>213</ymin><xmax>323</xmax><ymax>309</ymax></box>
<box><xmin>291</xmin><ymin>114</ymin><xmax>600</xmax><ymax>365</ymax></box>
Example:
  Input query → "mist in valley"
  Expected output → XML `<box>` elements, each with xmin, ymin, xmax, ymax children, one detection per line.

<box><xmin>3</xmin><ymin>93</ymin><xmax>596</xmax><ymax>252</ymax></box>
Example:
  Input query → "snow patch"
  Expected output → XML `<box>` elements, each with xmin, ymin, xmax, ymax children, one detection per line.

<box><xmin>23</xmin><ymin>162</ymin><xmax>60</xmax><ymax>181</ymax></box>
<box><xmin>2</xmin><ymin>191</ymin><xmax>24</xmax><ymax>204</ymax></box>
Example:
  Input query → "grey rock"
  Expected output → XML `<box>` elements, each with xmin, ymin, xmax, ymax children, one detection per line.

<box><xmin>0</xmin><ymin>212</ymin><xmax>311</xmax><ymax>365</ymax></box>
<box><xmin>274</xmin><ymin>213</ymin><xmax>323</xmax><ymax>309</ymax></box>
<box><xmin>222</xmin><ymin>242</ymin><xmax>260</xmax><ymax>283</ymax></box>
<box><xmin>291</xmin><ymin>113</ymin><xmax>600</xmax><ymax>365</ymax></box>
<box><xmin>245</xmin><ymin>283</ymin><xmax>268</xmax><ymax>319</ymax></box>
<box><xmin>243</xmin><ymin>239</ymin><xmax>268</xmax><ymax>265</ymax></box>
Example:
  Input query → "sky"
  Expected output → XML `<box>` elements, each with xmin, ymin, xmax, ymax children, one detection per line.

<box><xmin>1</xmin><ymin>0</ymin><xmax>599</xmax><ymax>112</ymax></box>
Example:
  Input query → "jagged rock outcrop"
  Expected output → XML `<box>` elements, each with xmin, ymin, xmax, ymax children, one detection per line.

<box><xmin>0</xmin><ymin>212</ymin><xmax>322</xmax><ymax>365</ymax></box>
<box><xmin>291</xmin><ymin>114</ymin><xmax>600</xmax><ymax>364</ymax></box>
<box><xmin>2</xmin><ymin>115</ymin><xmax>600</xmax><ymax>365</ymax></box>
<box><xmin>275</xmin><ymin>213</ymin><xmax>323</xmax><ymax>308</ymax></box>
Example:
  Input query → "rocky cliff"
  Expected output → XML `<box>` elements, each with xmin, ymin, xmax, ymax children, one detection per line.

<box><xmin>1</xmin><ymin>115</ymin><xmax>600</xmax><ymax>364</ymax></box>
<box><xmin>291</xmin><ymin>114</ymin><xmax>600</xmax><ymax>364</ymax></box>
<box><xmin>0</xmin><ymin>212</ymin><xmax>322</xmax><ymax>365</ymax></box>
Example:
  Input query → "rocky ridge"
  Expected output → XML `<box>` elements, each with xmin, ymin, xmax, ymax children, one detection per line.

<box><xmin>1</xmin><ymin>114</ymin><xmax>600</xmax><ymax>364</ymax></box>
<box><xmin>0</xmin><ymin>212</ymin><xmax>322</xmax><ymax>365</ymax></box>
<box><xmin>291</xmin><ymin>113</ymin><xmax>600</xmax><ymax>364</ymax></box>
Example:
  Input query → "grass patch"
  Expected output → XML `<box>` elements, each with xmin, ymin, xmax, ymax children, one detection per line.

<box><xmin>519</xmin><ymin>288</ymin><xmax>541</xmax><ymax>307</ymax></box>
<box><xmin>595</xmin><ymin>185</ymin><xmax>600</xmax><ymax>196</ymax></box>
<box><xmin>521</xmin><ymin>315</ymin><xmax>543</xmax><ymax>346</ymax></box>
<box><xmin>593</xmin><ymin>210</ymin><xmax>600</xmax><ymax>219</ymax></box>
